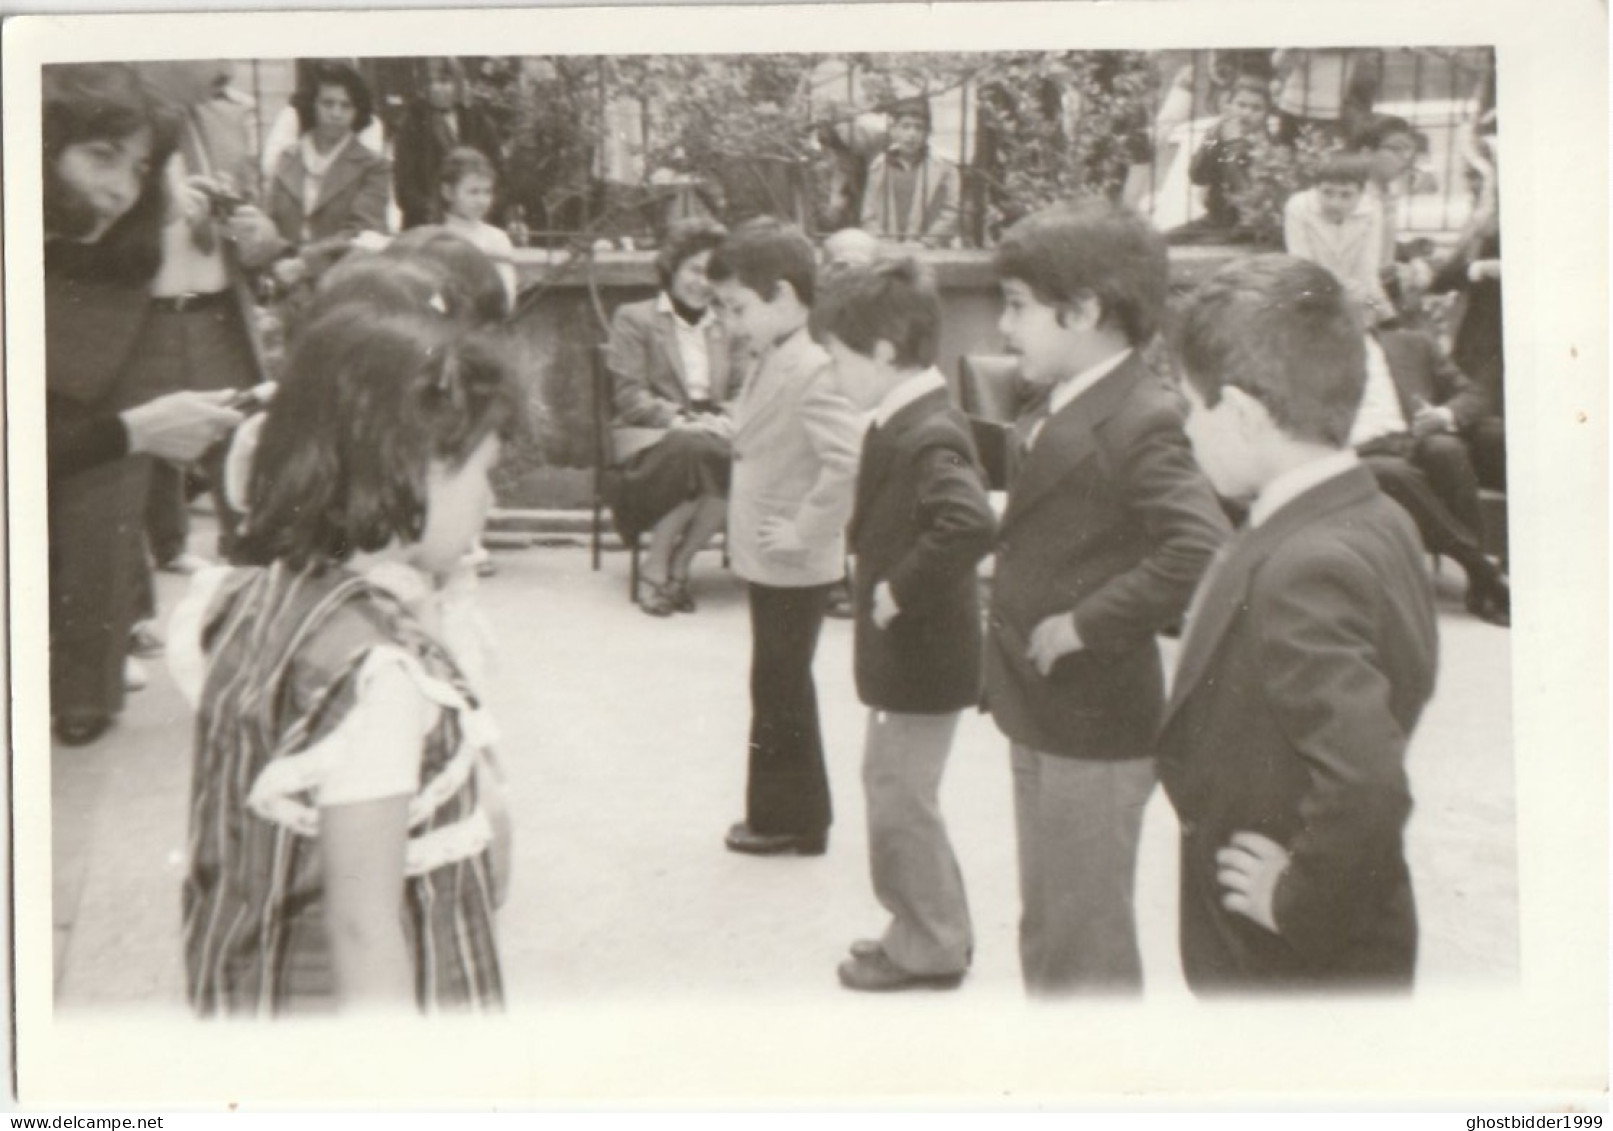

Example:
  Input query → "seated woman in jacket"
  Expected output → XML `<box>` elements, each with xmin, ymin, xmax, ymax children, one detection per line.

<box><xmin>265</xmin><ymin>62</ymin><xmax>390</xmax><ymax>291</ymax></box>
<box><xmin>605</xmin><ymin>218</ymin><xmax>737</xmax><ymax>616</ymax></box>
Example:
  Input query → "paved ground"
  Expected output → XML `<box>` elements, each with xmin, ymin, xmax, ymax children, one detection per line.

<box><xmin>50</xmin><ymin>526</ymin><xmax>1518</xmax><ymax>1012</ymax></box>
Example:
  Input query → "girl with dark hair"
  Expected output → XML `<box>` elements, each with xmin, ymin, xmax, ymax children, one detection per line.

<box><xmin>386</xmin><ymin>223</ymin><xmax>511</xmax><ymax>325</ymax></box>
<box><xmin>265</xmin><ymin>61</ymin><xmax>390</xmax><ymax>289</ymax></box>
<box><xmin>45</xmin><ymin>63</ymin><xmax>241</xmax><ymax>745</ymax></box>
<box><xmin>392</xmin><ymin>57</ymin><xmax>506</xmax><ymax>231</ymax></box>
<box><xmin>168</xmin><ymin>309</ymin><xmax>520</xmax><ymax>1016</ymax></box>
<box><xmin>604</xmin><ymin>217</ymin><xmax>737</xmax><ymax>615</ymax></box>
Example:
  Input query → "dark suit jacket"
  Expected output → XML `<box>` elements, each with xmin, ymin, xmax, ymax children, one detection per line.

<box><xmin>1375</xmin><ymin>327</ymin><xmax>1489</xmax><ymax>428</ymax></box>
<box><xmin>606</xmin><ymin>297</ymin><xmax>737</xmax><ymax>462</ymax></box>
<box><xmin>1157</xmin><ymin>465</ymin><xmax>1438</xmax><ymax>991</ymax></box>
<box><xmin>1429</xmin><ymin>231</ymin><xmax>1503</xmax><ymax>412</ymax></box>
<box><xmin>266</xmin><ymin>139</ymin><xmax>391</xmax><ymax>275</ymax></box>
<box><xmin>849</xmin><ymin>387</ymin><xmax>996</xmax><ymax>713</ymax></box>
<box><xmin>983</xmin><ymin>355</ymin><xmax>1229</xmax><ymax>759</ymax></box>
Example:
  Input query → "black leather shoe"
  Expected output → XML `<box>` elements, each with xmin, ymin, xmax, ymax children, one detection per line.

<box><xmin>1466</xmin><ymin>575</ymin><xmax>1511</xmax><ymax>627</ymax></box>
<box><xmin>724</xmin><ymin>822</ymin><xmax>827</xmax><ymax>856</ymax></box>
<box><xmin>54</xmin><ymin>713</ymin><xmax>112</xmax><ymax>746</ymax></box>
<box><xmin>668</xmin><ymin>578</ymin><xmax>696</xmax><ymax>614</ymax></box>
<box><xmin>837</xmin><ymin>950</ymin><xmax>965</xmax><ymax>993</ymax></box>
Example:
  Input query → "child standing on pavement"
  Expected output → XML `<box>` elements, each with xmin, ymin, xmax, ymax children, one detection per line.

<box><xmin>708</xmin><ymin>218</ymin><xmax>862</xmax><ymax>858</ymax></box>
<box><xmin>1160</xmin><ymin>255</ymin><xmax>1437</xmax><ymax>991</ymax></box>
<box><xmin>169</xmin><ymin>307</ymin><xmax>519</xmax><ymax>1016</ymax></box>
<box><xmin>817</xmin><ymin>258</ymin><xmax>995</xmax><ymax>992</ymax></box>
<box><xmin>983</xmin><ymin>201</ymin><xmax>1229</xmax><ymax>996</ymax></box>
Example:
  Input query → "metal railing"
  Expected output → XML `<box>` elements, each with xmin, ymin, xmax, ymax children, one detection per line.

<box><xmin>242</xmin><ymin>48</ymin><xmax>1496</xmax><ymax>252</ymax></box>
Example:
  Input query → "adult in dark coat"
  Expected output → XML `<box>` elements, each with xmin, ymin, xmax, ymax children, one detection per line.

<box><xmin>1157</xmin><ymin>466</ymin><xmax>1438</xmax><ymax>990</ymax></box>
<box><xmin>1430</xmin><ymin>229</ymin><xmax>1504</xmax><ymax>490</ymax></box>
<box><xmin>44</xmin><ymin>64</ymin><xmax>179</xmax><ymax>744</ymax></box>
<box><xmin>1355</xmin><ymin>326</ymin><xmax>1509</xmax><ymax>624</ymax></box>
<box><xmin>392</xmin><ymin>58</ymin><xmax>506</xmax><ymax>231</ymax></box>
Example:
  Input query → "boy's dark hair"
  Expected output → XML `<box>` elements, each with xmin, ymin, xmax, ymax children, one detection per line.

<box><xmin>1173</xmin><ymin>254</ymin><xmax>1365</xmax><ymax>448</ymax></box>
<box><xmin>1356</xmin><ymin>113</ymin><xmax>1414</xmax><ymax>153</ymax></box>
<box><xmin>438</xmin><ymin>145</ymin><xmax>498</xmax><ymax>192</ymax></box>
<box><xmin>813</xmin><ymin>257</ymin><xmax>941</xmax><ymax>370</ymax></box>
<box><xmin>239</xmin><ymin>309</ymin><xmax>522</xmax><ymax>570</ymax></box>
<box><xmin>888</xmin><ymin>96</ymin><xmax>932</xmax><ymax>131</ymax></box>
<box><xmin>706</xmin><ymin>217</ymin><xmax>818</xmax><ymax>307</ymax></box>
<box><xmin>1314</xmin><ymin>152</ymin><xmax>1373</xmax><ymax>187</ymax></box>
<box><xmin>42</xmin><ymin>62</ymin><xmax>180</xmax><ymax>284</ymax></box>
<box><xmin>292</xmin><ymin>62</ymin><xmax>375</xmax><ymax>136</ymax></box>
<box><xmin>654</xmin><ymin>216</ymin><xmax>728</xmax><ymax>291</ymax></box>
<box><xmin>994</xmin><ymin>200</ymin><xmax>1168</xmax><ymax>346</ymax></box>
<box><xmin>314</xmin><ymin>253</ymin><xmax>461</xmax><ymax>325</ymax></box>
<box><xmin>385</xmin><ymin>225</ymin><xmax>509</xmax><ymax>324</ymax></box>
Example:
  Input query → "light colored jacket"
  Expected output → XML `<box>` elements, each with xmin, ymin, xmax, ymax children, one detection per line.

<box><xmin>860</xmin><ymin>149</ymin><xmax>961</xmax><ymax>246</ymax></box>
<box><xmin>1283</xmin><ymin>188</ymin><xmax>1390</xmax><ymax>318</ymax></box>
<box><xmin>266</xmin><ymin>138</ymin><xmax>391</xmax><ymax>275</ymax></box>
<box><xmin>728</xmin><ymin>327</ymin><xmax>862</xmax><ymax>587</ymax></box>
<box><xmin>606</xmin><ymin>296</ymin><xmax>737</xmax><ymax>462</ymax></box>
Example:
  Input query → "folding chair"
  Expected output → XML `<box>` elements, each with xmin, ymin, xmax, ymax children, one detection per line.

<box><xmin>590</xmin><ymin>344</ymin><xmax>644</xmax><ymax>597</ymax></box>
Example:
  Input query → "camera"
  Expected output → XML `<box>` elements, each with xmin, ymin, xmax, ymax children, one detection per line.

<box><xmin>196</xmin><ymin>179</ymin><xmax>248</xmax><ymax>222</ymax></box>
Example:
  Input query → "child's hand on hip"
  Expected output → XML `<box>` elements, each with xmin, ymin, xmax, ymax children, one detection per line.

<box><xmin>758</xmin><ymin>517</ymin><xmax>806</xmax><ymax>559</ymax></box>
<box><xmin>1027</xmin><ymin>613</ymin><xmax>1082</xmax><ymax>676</ymax></box>
<box><xmin>871</xmin><ymin>581</ymin><xmax>898</xmax><ymax>628</ymax></box>
<box><xmin>1216</xmin><ymin>831</ymin><xmax>1290</xmax><ymax>933</ymax></box>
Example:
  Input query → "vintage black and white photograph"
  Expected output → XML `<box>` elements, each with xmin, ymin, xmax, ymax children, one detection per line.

<box><xmin>3</xmin><ymin>0</ymin><xmax>1606</xmax><ymax>1109</ymax></box>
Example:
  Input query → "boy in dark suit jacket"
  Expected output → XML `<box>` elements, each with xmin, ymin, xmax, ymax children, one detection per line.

<box><xmin>816</xmin><ymin>259</ymin><xmax>996</xmax><ymax>992</ymax></box>
<box><xmin>984</xmin><ymin>203</ymin><xmax>1230</xmax><ymax>996</ymax></box>
<box><xmin>1161</xmin><ymin>254</ymin><xmax>1439</xmax><ymax>991</ymax></box>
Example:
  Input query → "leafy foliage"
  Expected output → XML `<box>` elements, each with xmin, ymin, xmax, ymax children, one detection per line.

<box><xmin>462</xmin><ymin>51</ymin><xmax>1171</xmax><ymax>246</ymax></box>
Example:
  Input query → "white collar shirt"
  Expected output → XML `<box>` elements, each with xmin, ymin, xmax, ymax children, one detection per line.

<box><xmin>1349</xmin><ymin>335</ymin><xmax>1408</xmax><ymax>447</ymax></box>
<box><xmin>1249</xmin><ymin>449</ymin><xmax>1360</xmax><ymax>529</ymax></box>
<box><xmin>656</xmin><ymin>291</ymin><xmax>716</xmax><ymax>402</ymax></box>
<box><xmin>872</xmin><ymin>367</ymin><xmax>948</xmax><ymax>429</ymax></box>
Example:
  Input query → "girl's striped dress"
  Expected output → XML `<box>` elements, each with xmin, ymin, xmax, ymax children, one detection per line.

<box><xmin>180</xmin><ymin>561</ymin><xmax>504</xmax><ymax>1016</ymax></box>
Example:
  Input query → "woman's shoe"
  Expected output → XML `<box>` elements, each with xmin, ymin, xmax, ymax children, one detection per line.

<box><xmin>1465</xmin><ymin>575</ymin><xmax>1511</xmax><ymax>627</ymax></box>
<box><xmin>638</xmin><ymin>579</ymin><xmax>677</xmax><ymax>617</ymax></box>
<box><xmin>668</xmin><ymin>578</ymin><xmax>696</xmax><ymax>614</ymax></box>
<box><xmin>54</xmin><ymin>713</ymin><xmax>113</xmax><ymax>746</ymax></box>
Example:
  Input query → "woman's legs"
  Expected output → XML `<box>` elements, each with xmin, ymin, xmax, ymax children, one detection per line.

<box><xmin>669</xmin><ymin>496</ymin><xmax>728</xmax><ymax>582</ymax></box>
<box><xmin>642</xmin><ymin>500</ymin><xmax>698</xmax><ymax>585</ymax></box>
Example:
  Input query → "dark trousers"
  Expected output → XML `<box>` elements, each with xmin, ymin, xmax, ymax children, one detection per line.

<box><xmin>125</xmin><ymin>301</ymin><xmax>256</xmax><ymax>561</ymax></box>
<box><xmin>1469</xmin><ymin>417</ymin><xmax>1507</xmax><ymax>493</ymax></box>
<box><xmin>1362</xmin><ymin>447</ymin><xmax>1499</xmax><ymax>590</ymax></box>
<box><xmin>145</xmin><ymin>458</ymin><xmax>190</xmax><ymax>566</ymax></box>
<box><xmin>745</xmin><ymin>582</ymin><xmax>833</xmax><ymax>837</ymax></box>
<box><xmin>144</xmin><ymin>443</ymin><xmax>238</xmax><ymax>562</ymax></box>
